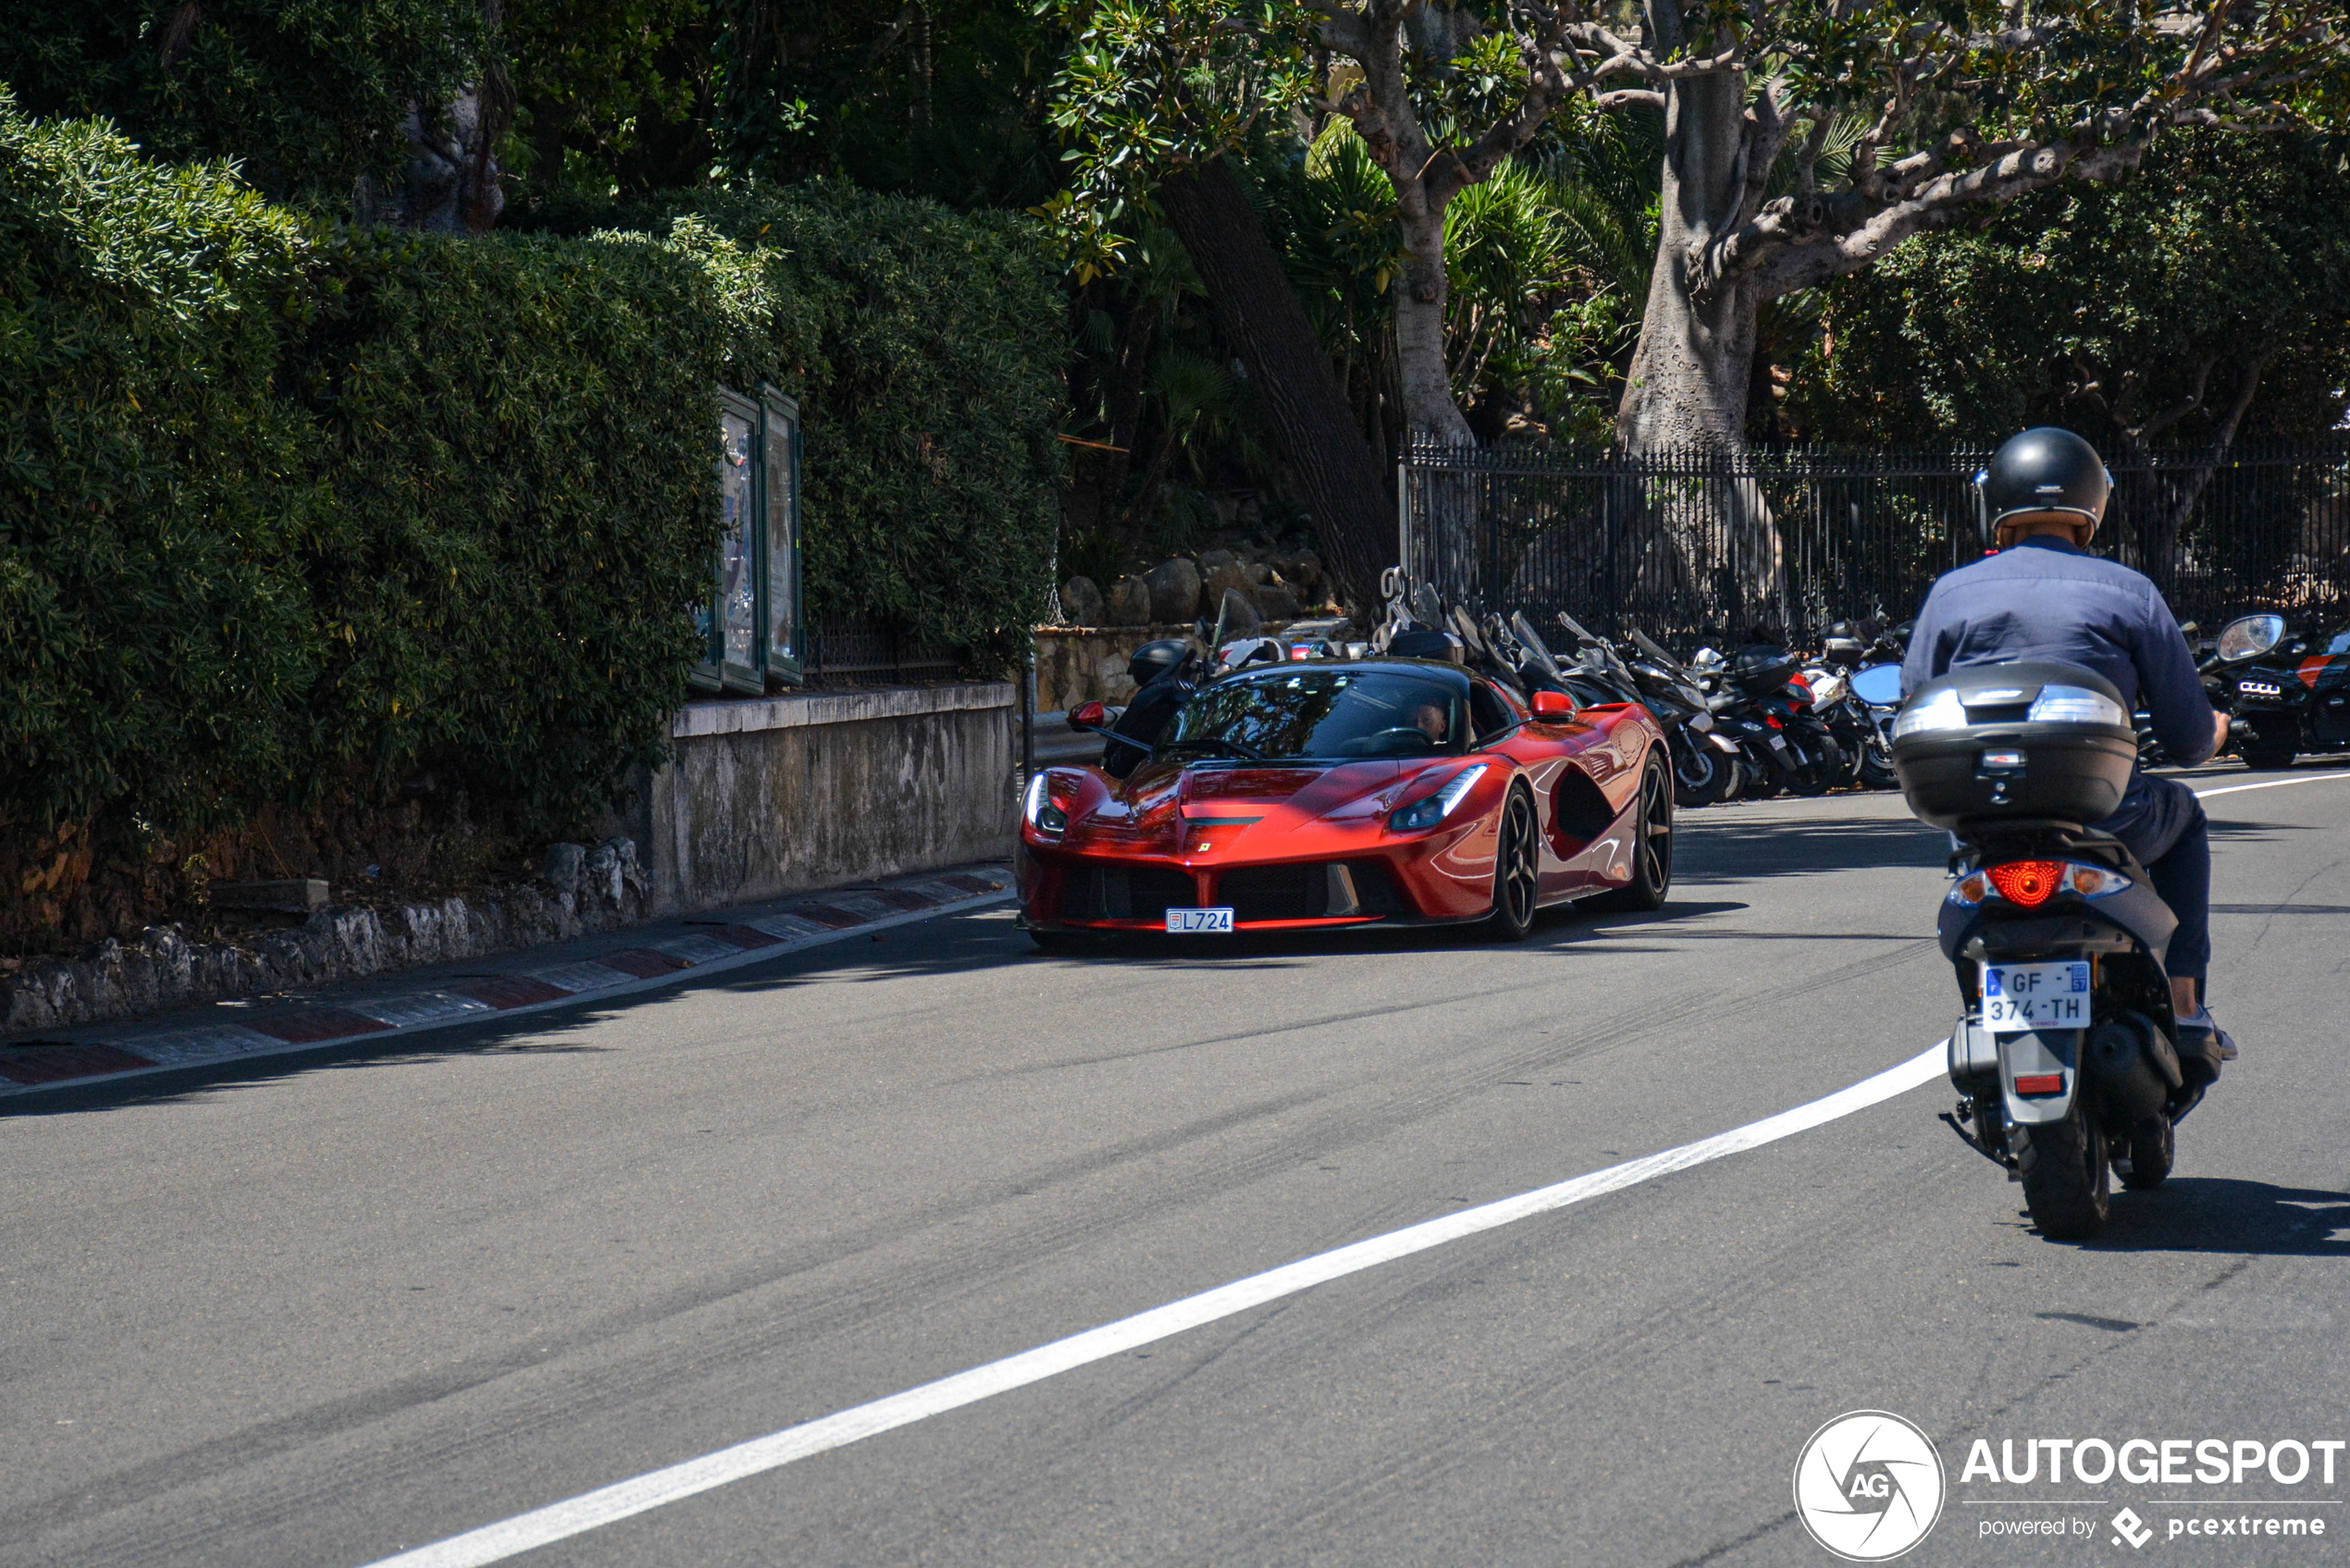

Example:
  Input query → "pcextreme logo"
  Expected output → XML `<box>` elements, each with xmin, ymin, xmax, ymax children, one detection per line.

<box><xmin>1794</xmin><ymin>1410</ymin><xmax>1948</xmax><ymax>1562</ymax></box>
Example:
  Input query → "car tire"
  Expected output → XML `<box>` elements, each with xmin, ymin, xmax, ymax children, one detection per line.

<box><xmin>1483</xmin><ymin>785</ymin><xmax>1540</xmax><ymax>940</ymax></box>
<box><xmin>1589</xmin><ymin>756</ymin><xmax>1673</xmax><ymax>912</ymax></box>
<box><xmin>1028</xmin><ymin>929</ymin><xmax>1082</xmax><ymax>954</ymax></box>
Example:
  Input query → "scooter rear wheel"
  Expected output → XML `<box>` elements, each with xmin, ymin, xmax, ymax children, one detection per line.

<box><xmin>2119</xmin><ymin>1114</ymin><xmax>2173</xmax><ymax>1191</ymax></box>
<box><xmin>2013</xmin><ymin>1096</ymin><xmax>2110</xmax><ymax>1240</ymax></box>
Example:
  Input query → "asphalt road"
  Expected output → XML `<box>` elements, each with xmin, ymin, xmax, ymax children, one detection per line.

<box><xmin>5</xmin><ymin>767</ymin><xmax>2347</xmax><ymax>1568</ymax></box>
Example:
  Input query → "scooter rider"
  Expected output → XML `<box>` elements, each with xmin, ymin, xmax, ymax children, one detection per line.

<box><xmin>1903</xmin><ymin>427</ymin><xmax>2236</xmax><ymax>1087</ymax></box>
<box><xmin>1102</xmin><ymin>638</ymin><xmax>1195</xmax><ymax>779</ymax></box>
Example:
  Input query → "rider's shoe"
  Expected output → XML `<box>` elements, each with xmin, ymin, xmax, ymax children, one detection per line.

<box><xmin>2176</xmin><ymin>1004</ymin><xmax>2238</xmax><ymax>1064</ymax></box>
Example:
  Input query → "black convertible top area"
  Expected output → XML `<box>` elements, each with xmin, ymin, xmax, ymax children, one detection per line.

<box><xmin>1169</xmin><ymin>661</ymin><xmax>1484</xmax><ymax>761</ymax></box>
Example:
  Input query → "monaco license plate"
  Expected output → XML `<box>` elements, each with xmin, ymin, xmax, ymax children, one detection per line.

<box><xmin>1166</xmin><ymin>907</ymin><xmax>1234</xmax><ymax>934</ymax></box>
<box><xmin>1981</xmin><ymin>960</ymin><xmax>2092</xmax><ymax>1033</ymax></box>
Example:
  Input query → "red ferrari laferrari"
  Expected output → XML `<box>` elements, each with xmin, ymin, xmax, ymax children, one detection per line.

<box><xmin>1017</xmin><ymin>657</ymin><xmax>1672</xmax><ymax>943</ymax></box>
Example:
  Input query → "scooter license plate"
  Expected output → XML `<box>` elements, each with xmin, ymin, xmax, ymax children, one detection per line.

<box><xmin>1166</xmin><ymin>907</ymin><xmax>1235</xmax><ymax>933</ymax></box>
<box><xmin>1980</xmin><ymin>960</ymin><xmax>2092</xmax><ymax>1033</ymax></box>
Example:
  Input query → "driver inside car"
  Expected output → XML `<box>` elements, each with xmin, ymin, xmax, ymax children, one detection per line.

<box><xmin>1903</xmin><ymin>426</ymin><xmax>2236</xmax><ymax>1091</ymax></box>
<box><xmin>1411</xmin><ymin>701</ymin><xmax>1449</xmax><ymax>744</ymax></box>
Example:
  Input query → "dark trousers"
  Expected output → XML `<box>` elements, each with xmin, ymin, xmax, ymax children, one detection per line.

<box><xmin>2101</xmin><ymin>774</ymin><xmax>2211</xmax><ymax>991</ymax></box>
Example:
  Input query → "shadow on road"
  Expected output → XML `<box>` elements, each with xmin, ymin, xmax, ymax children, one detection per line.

<box><xmin>1676</xmin><ymin>812</ymin><xmax>1951</xmax><ymax>882</ymax></box>
<box><xmin>2087</xmin><ymin>1177</ymin><xmax>2350</xmax><ymax>1257</ymax></box>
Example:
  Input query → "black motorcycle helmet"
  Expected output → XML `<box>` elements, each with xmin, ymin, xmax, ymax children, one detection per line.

<box><xmin>1127</xmin><ymin>637</ymin><xmax>1190</xmax><ymax>687</ymax></box>
<box><xmin>1975</xmin><ymin>426</ymin><xmax>2112</xmax><ymax>545</ymax></box>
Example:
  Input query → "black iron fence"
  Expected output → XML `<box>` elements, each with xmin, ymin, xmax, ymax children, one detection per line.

<box><xmin>1401</xmin><ymin>438</ymin><xmax>2350</xmax><ymax>651</ymax></box>
<box><xmin>803</xmin><ymin>613</ymin><xmax>962</xmax><ymax>686</ymax></box>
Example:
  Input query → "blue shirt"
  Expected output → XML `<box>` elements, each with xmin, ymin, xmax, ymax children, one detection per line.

<box><xmin>1902</xmin><ymin>537</ymin><xmax>2216</xmax><ymax>768</ymax></box>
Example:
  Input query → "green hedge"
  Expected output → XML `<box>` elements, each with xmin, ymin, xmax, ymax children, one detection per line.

<box><xmin>670</xmin><ymin>185</ymin><xmax>1067</xmax><ymax>662</ymax></box>
<box><xmin>0</xmin><ymin>100</ymin><xmax>325</xmax><ymax>839</ymax></box>
<box><xmin>1</xmin><ymin>92</ymin><xmax>1065</xmax><ymax>867</ymax></box>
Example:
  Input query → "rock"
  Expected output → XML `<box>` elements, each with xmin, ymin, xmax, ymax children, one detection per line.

<box><xmin>541</xmin><ymin>842</ymin><xmax>588</xmax><ymax>899</ymax></box>
<box><xmin>1244</xmin><ymin>562</ymin><xmax>1274</xmax><ymax>586</ymax></box>
<box><xmin>586</xmin><ymin>837</ymin><xmax>645</xmax><ymax>909</ymax></box>
<box><xmin>1292</xmin><ymin>552</ymin><xmax>1323</xmax><ymax>595</ymax></box>
<box><xmin>1107</xmin><ymin>574</ymin><xmax>1152</xmax><ymax>625</ymax></box>
<box><xmin>1202</xmin><ymin>563</ymin><xmax>1254</xmax><ymax>623</ymax></box>
<box><xmin>1058</xmin><ymin>575</ymin><xmax>1105</xmax><ymax>626</ymax></box>
<box><xmin>1255</xmin><ymin>582</ymin><xmax>1305</xmax><ymax>621</ymax></box>
<box><xmin>1200</xmin><ymin>548</ymin><xmax>1238</xmax><ymax>574</ymax></box>
<box><xmin>1144</xmin><ymin>558</ymin><xmax>1202</xmax><ymax>623</ymax></box>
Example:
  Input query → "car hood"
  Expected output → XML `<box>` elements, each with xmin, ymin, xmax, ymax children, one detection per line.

<box><xmin>1063</xmin><ymin>759</ymin><xmax>1414</xmax><ymax>854</ymax></box>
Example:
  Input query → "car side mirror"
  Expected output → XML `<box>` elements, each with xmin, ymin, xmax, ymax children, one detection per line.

<box><xmin>1529</xmin><ymin>689</ymin><xmax>1575</xmax><ymax>719</ymax></box>
<box><xmin>1068</xmin><ymin>700</ymin><xmax>1107</xmax><ymax>732</ymax></box>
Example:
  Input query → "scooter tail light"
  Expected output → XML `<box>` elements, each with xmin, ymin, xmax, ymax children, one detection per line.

<box><xmin>1987</xmin><ymin>860</ymin><xmax>2062</xmax><ymax>907</ymax></box>
<box><xmin>2012</xmin><ymin>1072</ymin><xmax>2066</xmax><ymax>1096</ymax></box>
<box><xmin>2059</xmin><ymin>864</ymin><xmax>2131</xmax><ymax>898</ymax></box>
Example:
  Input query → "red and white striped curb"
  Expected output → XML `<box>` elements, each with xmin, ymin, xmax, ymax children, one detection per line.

<box><xmin>0</xmin><ymin>867</ymin><xmax>1016</xmax><ymax>1097</ymax></box>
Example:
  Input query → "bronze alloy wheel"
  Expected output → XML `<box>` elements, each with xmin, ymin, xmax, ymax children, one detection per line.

<box><xmin>1592</xmin><ymin>758</ymin><xmax>1673</xmax><ymax>912</ymax></box>
<box><xmin>1487</xmin><ymin>786</ymin><xmax>1540</xmax><ymax>940</ymax></box>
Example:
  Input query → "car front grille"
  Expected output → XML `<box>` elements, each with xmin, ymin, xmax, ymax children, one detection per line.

<box><xmin>1215</xmin><ymin>861</ymin><xmax>1408</xmax><ymax>922</ymax></box>
<box><xmin>1070</xmin><ymin>865</ymin><xmax>1198</xmax><ymax>921</ymax></box>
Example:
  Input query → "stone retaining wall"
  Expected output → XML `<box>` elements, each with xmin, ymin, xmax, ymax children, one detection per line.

<box><xmin>4</xmin><ymin>839</ymin><xmax>648</xmax><ymax>1035</ymax></box>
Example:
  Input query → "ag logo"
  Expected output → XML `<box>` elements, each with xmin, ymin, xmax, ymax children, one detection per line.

<box><xmin>1793</xmin><ymin>1411</ymin><xmax>1947</xmax><ymax>1562</ymax></box>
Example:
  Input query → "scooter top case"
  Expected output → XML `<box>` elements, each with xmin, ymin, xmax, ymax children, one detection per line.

<box><xmin>1890</xmin><ymin>661</ymin><xmax>2136</xmax><ymax>833</ymax></box>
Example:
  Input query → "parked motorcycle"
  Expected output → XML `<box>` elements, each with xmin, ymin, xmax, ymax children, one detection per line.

<box><xmin>2220</xmin><ymin>612</ymin><xmax>2350</xmax><ymax>770</ymax></box>
<box><xmin>1688</xmin><ymin>646</ymin><xmax>1783</xmax><ymax>798</ymax></box>
<box><xmin>1803</xmin><ymin>623</ymin><xmax>1892</xmax><ymax>790</ymax></box>
<box><xmin>1717</xmin><ymin>643</ymin><xmax>1845</xmax><ymax>796</ymax></box>
<box><xmin>1625</xmin><ymin>629</ymin><xmax>1746</xmax><ymax>806</ymax></box>
<box><xmin>1893</xmin><ymin>661</ymin><xmax>2212</xmax><ymax>1241</ymax></box>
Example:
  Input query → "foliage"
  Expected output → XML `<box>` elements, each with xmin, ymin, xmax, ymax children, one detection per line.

<box><xmin>716</xmin><ymin>0</ymin><xmax>1064</xmax><ymax>210</ymax></box>
<box><xmin>0</xmin><ymin>91</ymin><xmax>322</xmax><ymax>841</ymax></box>
<box><xmin>282</xmin><ymin>223</ymin><xmax>749</xmax><ymax>826</ymax></box>
<box><xmin>1787</xmin><ymin>133</ymin><xmax>2350</xmax><ymax>448</ymax></box>
<box><xmin>1041</xmin><ymin>0</ymin><xmax>1320</xmax><ymax>279</ymax></box>
<box><xmin>0</xmin><ymin>0</ymin><xmax>483</xmax><ymax>208</ymax></box>
<box><xmin>505</xmin><ymin>0</ymin><xmax>719</xmax><ymax>199</ymax></box>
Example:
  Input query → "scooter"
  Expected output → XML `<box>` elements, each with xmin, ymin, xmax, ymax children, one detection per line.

<box><xmin>1893</xmin><ymin>661</ymin><xmax>2216</xmax><ymax>1241</ymax></box>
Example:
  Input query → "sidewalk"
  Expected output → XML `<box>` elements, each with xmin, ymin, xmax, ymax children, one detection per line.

<box><xmin>0</xmin><ymin>862</ymin><xmax>1018</xmax><ymax>1100</ymax></box>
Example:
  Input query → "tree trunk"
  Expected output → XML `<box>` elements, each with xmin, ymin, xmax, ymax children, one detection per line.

<box><xmin>1157</xmin><ymin>157</ymin><xmax>1396</xmax><ymax>602</ymax></box>
<box><xmin>1394</xmin><ymin>195</ymin><xmax>1475</xmax><ymax>446</ymax></box>
<box><xmin>1616</xmin><ymin>72</ymin><xmax>1762</xmax><ymax>453</ymax></box>
<box><xmin>1614</xmin><ymin>70</ymin><xmax>1788</xmax><ymax>635</ymax></box>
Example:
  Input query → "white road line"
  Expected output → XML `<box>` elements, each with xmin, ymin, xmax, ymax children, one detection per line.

<box><xmin>359</xmin><ymin>1043</ymin><xmax>1946</xmax><ymax>1568</ymax></box>
<box><xmin>2192</xmin><ymin>770</ymin><xmax>2350</xmax><ymax>800</ymax></box>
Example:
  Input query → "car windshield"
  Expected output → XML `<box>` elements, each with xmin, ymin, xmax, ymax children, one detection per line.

<box><xmin>1165</xmin><ymin>670</ymin><xmax>1465</xmax><ymax>759</ymax></box>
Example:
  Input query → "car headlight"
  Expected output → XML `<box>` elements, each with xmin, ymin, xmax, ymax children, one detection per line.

<box><xmin>2025</xmin><ymin>685</ymin><xmax>2128</xmax><ymax>725</ymax></box>
<box><xmin>1022</xmin><ymin>772</ymin><xmax>1069</xmax><ymax>835</ymax></box>
<box><xmin>1891</xmin><ymin>688</ymin><xmax>1968</xmax><ymax>739</ymax></box>
<box><xmin>1390</xmin><ymin>764</ymin><xmax>1488</xmax><ymax>832</ymax></box>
